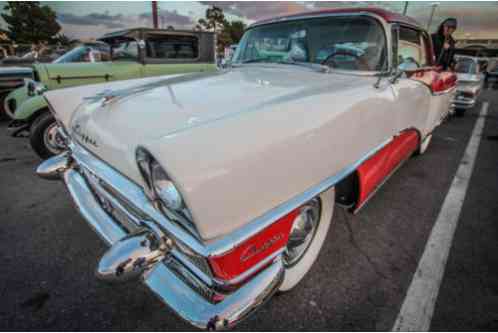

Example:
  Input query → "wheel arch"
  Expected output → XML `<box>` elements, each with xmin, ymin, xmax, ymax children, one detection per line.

<box><xmin>334</xmin><ymin>128</ymin><xmax>422</xmax><ymax>212</ymax></box>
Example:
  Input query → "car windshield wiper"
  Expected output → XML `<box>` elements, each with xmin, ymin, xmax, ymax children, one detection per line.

<box><xmin>277</xmin><ymin>59</ymin><xmax>331</xmax><ymax>73</ymax></box>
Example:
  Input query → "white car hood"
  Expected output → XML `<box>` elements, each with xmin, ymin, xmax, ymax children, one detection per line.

<box><xmin>45</xmin><ymin>74</ymin><xmax>186</xmax><ymax>129</ymax></box>
<box><xmin>66</xmin><ymin>65</ymin><xmax>371</xmax><ymax>240</ymax></box>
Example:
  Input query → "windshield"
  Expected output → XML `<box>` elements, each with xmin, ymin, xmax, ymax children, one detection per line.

<box><xmin>455</xmin><ymin>58</ymin><xmax>477</xmax><ymax>74</ymax></box>
<box><xmin>233</xmin><ymin>15</ymin><xmax>387</xmax><ymax>72</ymax></box>
<box><xmin>53</xmin><ymin>45</ymin><xmax>111</xmax><ymax>63</ymax></box>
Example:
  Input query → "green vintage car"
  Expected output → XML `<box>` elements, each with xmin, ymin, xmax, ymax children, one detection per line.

<box><xmin>6</xmin><ymin>27</ymin><xmax>216</xmax><ymax>158</ymax></box>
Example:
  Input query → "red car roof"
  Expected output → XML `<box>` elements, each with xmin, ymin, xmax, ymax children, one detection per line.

<box><xmin>251</xmin><ymin>7</ymin><xmax>422</xmax><ymax>30</ymax></box>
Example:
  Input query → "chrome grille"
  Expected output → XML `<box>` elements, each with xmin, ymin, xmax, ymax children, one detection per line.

<box><xmin>79</xmin><ymin>164</ymin><xmax>214</xmax><ymax>281</ymax></box>
<box><xmin>81</xmin><ymin>166</ymin><xmax>142</xmax><ymax>233</ymax></box>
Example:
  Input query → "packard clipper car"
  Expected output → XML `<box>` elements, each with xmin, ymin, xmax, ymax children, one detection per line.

<box><xmin>451</xmin><ymin>55</ymin><xmax>485</xmax><ymax>116</ymax></box>
<box><xmin>37</xmin><ymin>8</ymin><xmax>456</xmax><ymax>330</ymax></box>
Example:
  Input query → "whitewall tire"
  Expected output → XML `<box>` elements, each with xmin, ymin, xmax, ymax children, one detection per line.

<box><xmin>279</xmin><ymin>187</ymin><xmax>335</xmax><ymax>292</ymax></box>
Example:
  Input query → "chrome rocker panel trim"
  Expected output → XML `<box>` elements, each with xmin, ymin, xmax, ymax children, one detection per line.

<box><xmin>61</xmin><ymin>164</ymin><xmax>284</xmax><ymax>330</ymax></box>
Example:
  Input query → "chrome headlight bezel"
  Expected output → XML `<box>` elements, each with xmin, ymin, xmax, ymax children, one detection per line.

<box><xmin>136</xmin><ymin>147</ymin><xmax>198</xmax><ymax>236</ymax></box>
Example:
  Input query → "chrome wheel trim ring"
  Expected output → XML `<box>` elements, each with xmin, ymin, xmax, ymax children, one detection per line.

<box><xmin>283</xmin><ymin>197</ymin><xmax>322</xmax><ymax>268</ymax></box>
<box><xmin>43</xmin><ymin>122</ymin><xmax>64</xmax><ymax>155</ymax></box>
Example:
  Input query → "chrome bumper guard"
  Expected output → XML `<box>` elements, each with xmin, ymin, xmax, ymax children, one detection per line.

<box><xmin>38</xmin><ymin>152</ymin><xmax>284</xmax><ymax>330</ymax></box>
<box><xmin>451</xmin><ymin>96</ymin><xmax>476</xmax><ymax>110</ymax></box>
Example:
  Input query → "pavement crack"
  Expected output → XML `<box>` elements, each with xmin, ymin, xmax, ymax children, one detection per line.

<box><xmin>339</xmin><ymin>208</ymin><xmax>389</xmax><ymax>280</ymax></box>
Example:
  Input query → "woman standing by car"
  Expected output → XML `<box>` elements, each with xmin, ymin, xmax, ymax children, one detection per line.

<box><xmin>432</xmin><ymin>18</ymin><xmax>458</xmax><ymax>70</ymax></box>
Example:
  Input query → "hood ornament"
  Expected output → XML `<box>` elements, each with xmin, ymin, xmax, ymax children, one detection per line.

<box><xmin>83</xmin><ymin>89</ymin><xmax>118</xmax><ymax>107</ymax></box>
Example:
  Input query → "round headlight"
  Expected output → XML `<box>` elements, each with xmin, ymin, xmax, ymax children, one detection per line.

<box><xmin>27</xmin><ymin>81</ymin><xmax>47</xmax><ymax>96</ymax></box>
<box><xmin>150</xmin><ymin>161</ymin><xmax>184</xmax><ymax>211</ymax></box>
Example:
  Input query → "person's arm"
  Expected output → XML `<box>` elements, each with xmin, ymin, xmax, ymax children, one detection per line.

<box><xmin>431</xmin><ymin>34</ymin><xmax>443</xmax><ymax>65</ymax></box>
<box><xmin>448</xmin><ymin>38</ymin><xmax>457</xmax><ymax>70</ymax></box>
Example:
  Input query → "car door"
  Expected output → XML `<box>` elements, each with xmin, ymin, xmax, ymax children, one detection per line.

<box><xmin>390</xmin><ymin>25</ymin><xmax>433</xmax><ymax>138</ymax></box>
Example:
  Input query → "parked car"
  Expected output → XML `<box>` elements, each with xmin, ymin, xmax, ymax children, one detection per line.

<box><xmin>0</xmin><ymin>43</ymin><xmax>110</xmax><ymax>120</ymax></box>
<box><xmin>451</xmin><ymin>55</ymin><xmax>485</xmax><ymax>116</ymax></box>
<box><xmin>36</xmin><ymin>8</ymin><xmax>455</xmax><ymax>330</ymax></box>
<box><xmin>5</xmin><ymin>28</ymin><xmax>216</xmax><ymax>158</ymax></box>
<box><xmin>485</xmin><ymin>57</ymin><xmax>498</xmax><ymax>82</ymax></box>
<box><xmin>0</xmin><ymin>66</ymin><xmax>33</xmax><ymax>119</ymax></box>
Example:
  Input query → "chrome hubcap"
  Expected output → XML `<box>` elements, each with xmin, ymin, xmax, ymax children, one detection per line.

<box><xmin>43</xmin><ymin>123</ymin><xmax>64</xmax><ymax>155</ymax></box>
<box><xmin>283</xmin><ymin>198</ymin><xmax>321</xmax><ymax>267</ymax></box>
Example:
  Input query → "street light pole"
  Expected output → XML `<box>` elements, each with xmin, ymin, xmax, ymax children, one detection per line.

<box><xmin>403</xmin><ymin>2</ymin><xmax>409</xmax><ymax>15</ymax></box>
<box><xmin>152</xmin><ymin>1</ymin><xmax>158</xmax><ymax>29</ymax></box>
<box><xmin>427</xmin><ymin>3</ymin><xmax>439</xmax><ymax>31</ymax></box>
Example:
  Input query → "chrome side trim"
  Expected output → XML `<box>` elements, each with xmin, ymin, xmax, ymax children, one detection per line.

<box><xmin>70</xmin><ymin>138</ymin><xmax>392</xmax><ymax>257</ymax></box>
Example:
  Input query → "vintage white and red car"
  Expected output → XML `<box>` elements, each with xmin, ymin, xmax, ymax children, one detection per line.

<box><xmin>37</xmin><ymin>8</ymin><xmax>456</xmax><ymax>330</ymax></box>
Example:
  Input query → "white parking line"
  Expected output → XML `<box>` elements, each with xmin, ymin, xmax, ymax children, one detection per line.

<box><xmin>392</xmin><ymin>102</ymin><xmax>489</xmax><ymax>331</ymax></box>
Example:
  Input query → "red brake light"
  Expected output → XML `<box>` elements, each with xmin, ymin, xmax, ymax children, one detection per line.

<box><xmin>208</xmin><ymin>209</ymin><xmax>298</xmax><ymax>282</ymax></box>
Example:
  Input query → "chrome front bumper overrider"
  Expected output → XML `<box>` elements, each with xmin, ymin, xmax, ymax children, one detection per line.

<box><xmin>38</xmin><ymin>153</ymin><xmax>284</xmax><ymax>330</ymax></box>
<box><xmin>451</xmin><ymin>98</ymin><xmax>476</xmax><ymax>110</ymax></box>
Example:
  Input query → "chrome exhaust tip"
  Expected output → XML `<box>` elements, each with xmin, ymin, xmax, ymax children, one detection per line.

<box><xmin>36</xmin><ymin>152</ymin><xmax>71</xmax><ymax>180</ymax></box>
<box><xmin>96</xmin><ymin>228</ymin><xmax>172</xmax><ymax>283</ymax></box>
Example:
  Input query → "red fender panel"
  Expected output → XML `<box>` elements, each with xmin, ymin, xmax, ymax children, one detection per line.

<box><xmin>355</xmin><ymin>130</ymin><xmax>420</xmax><ymax>209</ymax></box>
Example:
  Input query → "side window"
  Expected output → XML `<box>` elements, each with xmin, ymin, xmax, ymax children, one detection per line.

<box><xmin>112</xmin><ymin>40</ymin><xmax>139</xmax><ymax>61</ymax></box>
<box><xmin>398</xmin><ymin>27</ymin><xmax>423</xmax><ymax>70</ymax></box>
<box><xmin>146</xmin><ymin>35</ymin><xmax>199</xmax><ymax>60</ymax></box>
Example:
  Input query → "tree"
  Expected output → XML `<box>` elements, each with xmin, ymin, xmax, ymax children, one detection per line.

<box><xmin>54</xmin><ymin>33</ymin><xmax>71</xmax><ymax>46</ymax></box>
<box><xmin>196</xmin><ymin>6</ymin><xmax>246</xmax><ymax>55</ymax></box>
<box><xmin>196</xmin><ymin>6</ymin><xmax>225</xmax><ymax>34</ymax></box>
<box><xmin>1</xmin><ymin>2</ymin><xmax>61</xmax><ymax>44</ymax></box>
<box><xmin>223</xmin><ymin>20</ymin><xmax>245</xmax><ymax>45</ymax></box>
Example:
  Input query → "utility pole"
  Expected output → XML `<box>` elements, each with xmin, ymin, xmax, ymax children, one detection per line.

<box><xmin>152</xmin><ymin>1</ymin><xmax>158</xmax><ymax>29</ymax></box>
<box><xmin>403</xmin><ymin>1</ymin><xmax>409</xmax><ymax>15</ymax></box>
<box><xmin>427</xmin><ymin>3</ymin><xmax>439</xmax><ymax>31</ymax></box>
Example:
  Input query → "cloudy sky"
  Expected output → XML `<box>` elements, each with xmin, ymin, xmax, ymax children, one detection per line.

<box><xmin>1</xmin><ymin>1</ymin><xmax>497</xmax><ymax>40</ymax></box>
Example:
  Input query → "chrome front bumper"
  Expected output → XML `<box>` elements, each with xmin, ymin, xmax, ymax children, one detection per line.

<box><xmin>38</xmin><ymin>151</ymin><xmax>284</xmax><ymax>330</ymax></box>
<box><xmin>451</xmin><ymin>94</ymin><xmax>477</xmax><ymax>110</ymax></box>
<box><xmin>451</xmin><ymin>97</ymin><xmax>476</xmax><ymax>110</ymax></box>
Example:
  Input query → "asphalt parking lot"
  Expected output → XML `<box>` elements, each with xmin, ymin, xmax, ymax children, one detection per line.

<box><xmin>0</xmin><ymin>84</ymin><xmax>497</xmax><ymax>331</ymax></box>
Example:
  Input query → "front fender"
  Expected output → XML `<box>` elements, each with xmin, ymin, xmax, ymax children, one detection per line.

<box><xmin>13</xmin><ymin>94</ymin><xmax>48</xmax><ymax>121</ymax></box>
<box><xmin>4</xmin><ymin>85</ymin><xmax>30</xmax><ymax>119</ymax></box>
